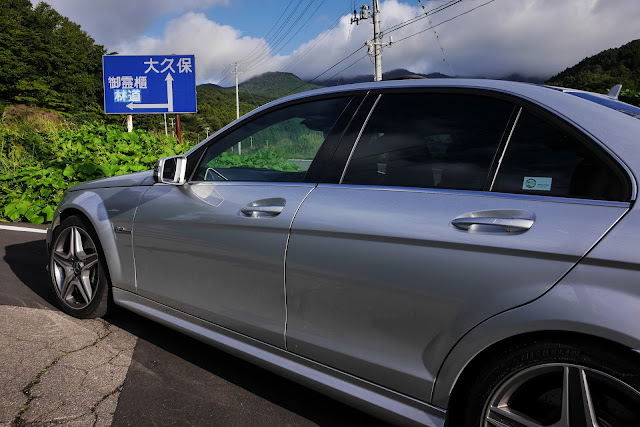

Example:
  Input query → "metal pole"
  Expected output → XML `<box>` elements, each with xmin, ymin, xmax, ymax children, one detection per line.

<box><xmin>127</xmin><ymin>114</ymin><xmax>133</xmax><ymax>133</ymax></box>
<box><xmin>234</xmin><ymin>62</ymin><xmax>242</xmax><ymax>155</ymax></box>
<box><xmin>372</xmin><ymin>0</ymin><xmax>383</xmax><ymax>82</ymax></box>
<box><xmin>163</xmin><ymin>113</ymin><xmax>168</xmax><ymax>137</ymax></box>
<box><xmin>176</xmin><ymin>114</ymin><xmax>182</xmax><ymax>144</ymax></box>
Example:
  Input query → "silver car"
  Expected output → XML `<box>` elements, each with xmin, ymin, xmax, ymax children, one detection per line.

<box><xmin>46</xmin><ymin>79</ymin><xmax>640</xmax><ymax>426</ymax></box>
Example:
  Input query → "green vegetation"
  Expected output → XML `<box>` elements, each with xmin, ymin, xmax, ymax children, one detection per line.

<box><xmin>547</xmin><ymin>39</ymin><xmax>640</xmax><ymax>105</ymax></box>
<box><xmin>208</xmin><ymin>151</ymin><xmax>300</xmax><ymax>172</ymax></box>
<box><xmin>0</xmin><ymin>109</ymin><xmax>195</xmax><ymax>224</ymax></box>
<box><xmin>239</xmin><ymin>72</ymin><xmax>322</xmax><ymax>99</ymax></box>
<box><xmin>0</xmin><ymin>0</ymin><xmax>106</xmax><ymax>115</ymax></box>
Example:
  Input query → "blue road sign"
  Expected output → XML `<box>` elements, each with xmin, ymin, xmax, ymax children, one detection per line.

<box><xmin>103</xmin><ymin>55</ymin><xmax>196</xmax><ymax>114</ymax></box>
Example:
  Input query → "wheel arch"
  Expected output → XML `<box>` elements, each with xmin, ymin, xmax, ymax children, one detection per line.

<box><xmin>53</xmin><ymin>192</ymin><xmax>121</xmax><ymax>290</ymax></box>
<box><xmin>443</xmin><ymin>330</ymin><xmax>640</xmax><ymax>418</ymax></box>
<box><xmin>431</xmin><ymin>281</ymin><xmax>640</xmax><ymax>408</ymax></box>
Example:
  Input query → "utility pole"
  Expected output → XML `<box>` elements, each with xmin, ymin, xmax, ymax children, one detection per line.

<box><xmin>163</xmin><ymin>113</ymin><xmax>168</xmax><ymax>137</ymax></box>
<box><xmin>176</xmin><ymin>114</ymin><xmax>182</xmax><ymax>144</ymax></box>
<box><xmin>352</xmin><ymin>0</ymin><xmax>391</xmax><ymax>82</ymax></box>
<box><xmin>232</xmin><ymin>62</ymin><xmax>242</xmax><ymax>154</ymax></box>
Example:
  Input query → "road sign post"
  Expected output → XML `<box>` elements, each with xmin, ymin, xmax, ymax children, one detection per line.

<box><xmin>102</xmin><ymin>55</ymin><xmax>196</xmax><ymax>115</ymax></box>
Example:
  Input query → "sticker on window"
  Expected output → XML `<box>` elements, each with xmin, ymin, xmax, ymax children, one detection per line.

<box><xmin>522</xmin><ymin>177</ymin><xmax>552</xmax><ymax>191</ymax></box>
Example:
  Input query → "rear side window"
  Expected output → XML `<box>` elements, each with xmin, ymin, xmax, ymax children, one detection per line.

<box><xmin>492</xmin><ymin>110</ymin><xmax>630</xmax><ymax>201</ymax></box>
<box><xmin>342</xmin><ymin>93</ymin><xmax>514</xmax><ymax>191</ymax></box>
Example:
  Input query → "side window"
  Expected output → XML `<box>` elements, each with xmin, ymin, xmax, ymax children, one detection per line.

<box><xmin>342</xmin><ymin>93</ymin><xmax>514</xmax><ymax>191</ymax></box>
<box><xmin>492</xmin><ymin>110</ymin><xmax>630</xmax><ymax>201</ymax></box>
<box><xmin>194</xmin><ymin>97</ymin><xmax>351</xmax><ymax>182</ymax></box>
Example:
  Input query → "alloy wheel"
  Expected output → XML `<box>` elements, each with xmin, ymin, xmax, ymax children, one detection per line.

<box><xmin>484</xmin><ymin>363</ymin><xmax>640</xmax><ymax>426</ymax></box>
<box><xmin>50</xmin><ymin>226</ymin><xmax>100</xmax><ymax>310</ymax></box>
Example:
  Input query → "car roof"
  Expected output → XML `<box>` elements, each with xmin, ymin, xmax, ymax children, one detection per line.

<box><xmin>545</xmin><ymin>85</ymin><xmax>640</xmax><ymax>119</ymax></box>
<box><xmin>190</xmin><ymin>79</ymin><xmax>640</xmax><ymax>188</ymax></box>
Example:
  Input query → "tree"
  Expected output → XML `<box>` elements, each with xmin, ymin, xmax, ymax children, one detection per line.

<box><xmin>0</xmin><ymin>0</ymin><xmax>106</xmax><ymax>113</ymax></box>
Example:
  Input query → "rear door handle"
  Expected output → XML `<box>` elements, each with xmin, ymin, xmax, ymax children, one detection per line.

<box><xmin>241</xmin><ymin>198</ymin><xmax>286</xmax><ymax>217</ymax></box>
<box><xmin>451</xmin><ymin>210</ymin><xmax>535</xmax><ymax>234</ymax></box>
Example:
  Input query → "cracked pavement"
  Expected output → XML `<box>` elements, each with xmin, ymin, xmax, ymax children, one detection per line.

<box><xmin>0</xmin><ymin>306</ymin><xmax>137</xmax><ymax>426</ymax></box>
<box><xmin>1</xmin><ymin>225</ymin><xmax>387</xmax><ymax>426</ymax></box>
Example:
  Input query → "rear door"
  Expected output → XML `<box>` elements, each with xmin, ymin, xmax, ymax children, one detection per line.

<box><xmin>285</xmin><ymin>90</ymin><xmax>632</xmax><ymax>401</ymax></box>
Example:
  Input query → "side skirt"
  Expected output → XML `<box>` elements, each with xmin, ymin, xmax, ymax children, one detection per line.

<box><xmin>112</xmin><ymin>288</ymin><xmax>446</xmax><ymax>426</ymax></box>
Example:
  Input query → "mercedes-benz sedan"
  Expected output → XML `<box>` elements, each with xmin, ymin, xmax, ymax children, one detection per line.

<box><xmin>47</xmin><ymin>79</ymin><xmax>640</xmax><ymax>426</ymax></box>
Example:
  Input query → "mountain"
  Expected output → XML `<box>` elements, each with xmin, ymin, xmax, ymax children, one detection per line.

<box><xmin>317</xmin><ymin>69</ymin><xmax>453</xmax><ymax>86</ymax></box>
<box><xmin>229</xmin><ymin>72</ymin><xmax>322</xmax><ymax>99</ymax></box>
<box><xmin>199</xmin><ymin>83</ymin><xmax>223</xmax><ymax>90</ymax></box>
<box><xmin>546</xmin><ymin>39</ymin><xmax>640</xmax><ymax>94</ymax></box>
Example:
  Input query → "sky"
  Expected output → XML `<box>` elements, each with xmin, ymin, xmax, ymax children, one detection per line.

<box><xmin>40</xmin><ymin>0</ymin><xmax>640</xmax><ymax>86</ymax></box>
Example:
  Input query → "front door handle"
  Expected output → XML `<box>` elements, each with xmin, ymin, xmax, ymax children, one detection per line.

<box><xmin>451</xmin><ymin>210</ymin><xmax>535</xmax><ymax>234</ymax></box>
<box><xmin>241</xmin><ymin>198</ymin><xmax>286</xmax><ymax>217</ymax></box>
<box><xmin>241</xmin><ymin>205</ymin><xmax>284</xmax><ymax>216</ymax></box>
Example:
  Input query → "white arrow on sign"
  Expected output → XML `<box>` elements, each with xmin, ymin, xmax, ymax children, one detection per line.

<box><xmin>126</xmin><ymin>74</ymin><xmax>174</xmax><ymax>112</ymax></box>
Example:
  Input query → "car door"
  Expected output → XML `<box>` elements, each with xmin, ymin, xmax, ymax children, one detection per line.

<box><xmin>285</xmin><ymin>91</ymin><xmax>632</xmax><ymax>402</ymax></box>
<box><xmin>132</xmin><ymin>95</ymin><xmax>357</xmax><ymax>348</ymax></box>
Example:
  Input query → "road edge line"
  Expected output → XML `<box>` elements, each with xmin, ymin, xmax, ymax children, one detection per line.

<box><xmin>0</xmin><ymin>225</ymin><xmax>47</xmax><ymax>234</ymax></box>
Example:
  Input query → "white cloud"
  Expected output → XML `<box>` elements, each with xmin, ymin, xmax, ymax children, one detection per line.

<box><xmin>41</xmin><ymin>0</ymin><xmax>229</xmax><ymax>50</ymax></box>
<box><xmin>281</xmin><ymin>0</ymin><xmax>640</xmax><ymax>81</ymax></box>
<box><xmin>44</xmin><ymin>0</ymin><xmax>640</xmax><ymax>84</ymax></box>
<box><xmin>115</xmin><ymin>12</ymin><xmax>273</xmax><ymax>85</ymax></box>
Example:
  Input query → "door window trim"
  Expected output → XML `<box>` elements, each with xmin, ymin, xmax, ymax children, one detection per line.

<box><xmin>185</xmin><ymin>91</ymin><xmax>367</xmax><ymax>184</ymax></box>
<box><xmin>331</xmin><ymin>87</ymin><xmax>635</xmax><ymax>202</ymax></box>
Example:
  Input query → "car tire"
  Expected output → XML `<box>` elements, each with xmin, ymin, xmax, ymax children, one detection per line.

<box><xmin>49</xmin><ymin>215</ymin><xmax>110</xmax><ymax>318</ymax></box>
<box><xmin>454</xmin><ymin>338</ymin><xmax>640</xmax><ymax>427</ymax></box>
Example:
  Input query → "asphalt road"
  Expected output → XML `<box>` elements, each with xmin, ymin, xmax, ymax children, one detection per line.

<box><xmin>0</xmin><ymin>225</ymin><xmax>388</xmax><ymax>426</ymax></box>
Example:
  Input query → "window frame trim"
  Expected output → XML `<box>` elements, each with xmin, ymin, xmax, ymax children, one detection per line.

<box><xmin>333</xmin><ymin>86</ymin><xmax>636</xmax><ymax>202</ymax></box>
<box><xmin>185</xmin><ymin>91</ymin><xmax>366</xmax><ymax>184</ymax></box>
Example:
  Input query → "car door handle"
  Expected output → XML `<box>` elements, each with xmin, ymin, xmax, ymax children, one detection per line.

<box><xmin>451</xmin><ymin>210</ymin><xmax>535</xmax><ymax>234</ymax></box>
<box><xmin>241</xmin><ymin>205</ymin><xmax>284</xmax><ymax>216</ymax></box>
<box><xmin>241</xmin><ymin>198</ymin><xmax>286</xmax><ymax>217</ymax></box>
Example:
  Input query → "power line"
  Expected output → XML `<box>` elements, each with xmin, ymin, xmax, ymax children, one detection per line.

<box><xmin>283</xmin><ymin>45</ymin><xmax>367</xmax><ymax>95</ymax></box>
<box><xmin>382</xmin><ymin>0</ymin><xmax>464</xmax><ymax>35</ymax></box>
<box><xmin>318</xmin><ymin>52</ymin><xmax>369</xmax><ymax>85</ymax></box>
<box><xmin>281</xmin><ymin>6</ymin><xmax>350</xmax><ymax>72</ymax></box>
<box><xmin>239</xmin><ymin>0</ymin><xmax>311</xmax><ymax>68</ymax></box>
<box><xmin>241</xmin><ymin>85</ymin><xmax>261</xmax><ymax>109</ymax></box>
<box><xmin>238</xmin><ymin>0</ymin><xmax>301</xmax><ymax>65</ymax></box>
<box><xmin>211</xmin><ymin>64</ymin><xmax>233</xmax><ymax>85</ymax></box>
<box><xmin>223</xmin><ymin>3</ymin><xmax>350</xmax><ymax>87</ymax></box>
<box><xmin>418</xmin><ymin>0</ymin><xmax>457</xmax><ymax>77</ymax></box>
<box><xmin>393</xmin><ymin>0</ymin><xmax>497</xmax><ymax>44</ymax></box>
<box><xmin>244</xmin><ymin>0</ymin><xmax>327</xmax><ymax>72</ymax></box>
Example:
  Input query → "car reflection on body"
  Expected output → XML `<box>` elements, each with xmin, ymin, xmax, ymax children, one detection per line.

<box><xmin>47</xmin><ymin>79</ymin><xmax>640</xmax><ymax>426</ymax></box>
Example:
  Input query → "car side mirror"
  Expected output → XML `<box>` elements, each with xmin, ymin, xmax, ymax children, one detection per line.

<box><xmin>154</xmin><ymin>155</ymin><xmax>187</xmax><ymax>185</ymax></box>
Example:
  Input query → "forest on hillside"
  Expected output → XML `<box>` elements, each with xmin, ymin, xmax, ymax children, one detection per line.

<box><xmin>0</xmin><ymin>0</ymin><xmax>272</xmax><ymax>139</ymax></box>
<box><xmin>546</xmin><ymin>39</ymin><xmax>640</xmax><ymax>106</ymax></box>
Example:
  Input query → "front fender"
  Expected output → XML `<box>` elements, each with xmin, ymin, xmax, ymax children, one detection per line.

<box><xmin>49</xmin><ymin>187</ymin><xmax>149</xmax><ymax>293</ymax></box>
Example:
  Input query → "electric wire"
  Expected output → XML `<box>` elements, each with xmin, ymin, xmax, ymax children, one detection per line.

<box><xmin>418</xmin><ymin>0</ymin><xmax>457</xmax><ymax>77</ymax></box>
<box><xmin>283</xmin><ymin>45</ymin><xmax>366</xmax><ymax>95</ymax></box>
<box><xmin>320</xmin><ymin>52</ymin><xmax>369</xmax><ymax>85</ymax></box>
<box><xmin>238</xmin><ymin>0</ymin><xmax>311</xmax><ymax>68</ymax></box>
<box><xmin>382</xmin><ymin>0</ymin><xmax>464</xmax><ymax>35</ymax></box>
<box><xmin>238</xmin><ymin>0</ymin><xmax>303</xmax><ymax>65</ymax></box>
<box><xmin>280</xmin><ymin>6</ymin><xmax>350</xmax><ymax>72</ymax></box>
<box><xmin>236</xmin><ymin>0</ymin><xmax>296</xmax><ymax>64</ymax></box>
<box><xmin>393</xmin><ymin>0</ymin><xmax>496</xmax><ymax>44</ymax></box>
<box><xmin>243</xmin><ymin>0</ymin><xmax>326</xmax><ymax>72</ymax></box>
